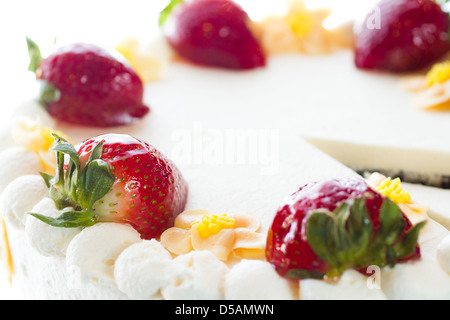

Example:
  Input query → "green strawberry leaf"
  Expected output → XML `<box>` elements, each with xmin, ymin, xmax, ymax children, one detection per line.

<box><xmin>307</xmin><ymin>211</ymin><xmax>342</xmax><ymax>269</ymax></box>
<box><xmin>376</xmin><ymin>198</ymin><xmax>405</xmax><ymax>246</ymax></box>
<box><xmin>29</xmin><ymin>210</ymin><xmax>96</xmax><ymax>228</ymax></box>
<box><xmin>284</xmin><ymin>268</ymin><xmax>325</xmax><ymax>280</ymax></box>
<box><xmin>40</xmin><ymin>172</ymin><xmax>55</xmax><ymax>188</ymax></box>
<box><xmin>26</xmin><ymin>37</ymin><xmax>43</xmax><ymax>74</ymax></box>
<box><xmin>38</xmin><ymin>80</ymin><xmax>60</xmax><ymax>106</ymax></box>
<box><xmin>159</xmin><ymin>0</ymin><xmax>184</xmax><ymax>26</ymax></box>
<box><xmin>31</xmin><ymin>135</ymin><xmax>116</xmax><ymax>229</ymax></box>
<box><xmin>346</xmin><ymin>198</ymin><xmax>373</xmax><ymax>261</ymax></box>
<box><xmin>394</xmin><ymin>221</ymin><xmax>426</xmax><ymax>259</ymax></box>
<box><xmin>87</xmin><ymin>139</ymin><xmax>106</xmax><ymax>163</ymax></box>
<box><xmin>77</xmin><ymin>159</ymin><xmax>115</xmax><ymax>209</ymax></box>
<box><xmin>305</xmin><ymin>196</ymin><xmax>425</xmax><ymax>279</ymax></box>
<box><xmin>51</xmin><ymin>138</ymin><xmax>79</xmax><ymax>168</ymax></box>
<box><xmin>48</xmin><ymin>184</ymin><xmax>75</xmax><ymax>210</ymax></box>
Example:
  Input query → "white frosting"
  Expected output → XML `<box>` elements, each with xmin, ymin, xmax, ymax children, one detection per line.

<box><xmin>400</xmin><ymin>183</ymin><xmax>450</xmax><ymax>231</ymax></box>
<box><xmin>299</xmin><ymin>270</ymin><xmax>387</xmax><ymax>300</ymax></box>
<box><xmin>25</xmin><ymin>198</ymin><xmax>81</xmax><ymax>257</ymax></box>
<box><xmin>65</xmin><ymin>223</ymin><xmax>141</xmax><ymax>286</ymax></box>
<box><xmin>7</xmin><ymin>226</ymin><xmax>128</xmax><ymax>300</ymax></box>
<box><xmin>115</xmin><ymin>239</ymin><xmax>175</xmax><ymax>300</ymax></box>
<box><xmin>416</xmin><ymin>217</ymin><xmax>450</xmax><ymax>262</ymax></box>
<box><xmin>0</xmin><ymin>123</ymin><xmax>14</xmax><ymax>150</ymax></box>
<box><xmin>437</xmin><ymin>235</ymin><xmax>450</xmax><ymax>274</ymax></box>
<box><xmin>0</xmin><ymin>175</ymin><xmax>48</xmax><ymax>230</ymax></box>
<box><xmin>161</xmin><ymin>251</ymin><xmax>228</xmax><ymax>300</ymax></box>
<box><xmin>0</xmin><ymin>147</ymin><xmax>41</xmax><ymax>193</ymax></box>
<box><xmin>224</xmin><ymin>259</ymin><xmax>296</xmax><ymax>300</ymax></box>
<box><xmin>381</xmin><ymin>260</ymin><xmax>450</xmax><ymax>300</ymax></box>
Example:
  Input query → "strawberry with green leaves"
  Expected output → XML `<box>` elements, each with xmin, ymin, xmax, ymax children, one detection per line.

<box><xmin>27</xmin><ymin>38</ymin><xmax>150</xmax><ymax>127</ymax></box>
<box><xmin>159</xmin><ymin>0</ymin><xmax>266</xmax><ymax>70</ymax></box>
<box><xmin>30</xmin><ymin>133</ymin><xmax>188</xmax><ymax>240</ymax></box>
<box><xmin>266</xmin><ymin>178</ymin><xmax>426</xmax><ymax>280</ymax></box>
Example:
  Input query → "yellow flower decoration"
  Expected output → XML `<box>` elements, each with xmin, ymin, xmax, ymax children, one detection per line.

<box><xmin>160</xmin><ymin>210</ymin><xmax>266</xmax><ymax>262</ymax></box>
<box><xmin>426</xmin><ymin>61</ymin><xmax>450</xmax><ymax>87</ymax></box>
<box><xmin>11</xmin><ymin>118</ymin><xmax>69</xmax><ymax>174</ymax></box>
<box><xmin>257</xmin><ymin>0</ymin><xmax>353</xmax><ymax>55</ymax></box>
<box><xmin>193</xmin><ymin>214</ymin><xmax>236</xmax><ymax>238</ymax></box>
<box><xmin>366</xmin><ymin>172</ymin><xmax>428</xmax><ymax>217</ymax></box>
<box><xmin>115</xmin><ymin>37</ymin><xmax>162</xmax><ymax>83</ymax></box>
<box><xmin>376</xmin><ymin>177</ymin><xmax>411</xmax><ymax>205</ymax></box>
<box><xmin>285</xmin><ymin>8</ymin><xmax>314</xmax><ymax>38</ymax></box>
<box><xmin>401</xmin><ymin>61</ymin><xmax>450</xmax><ymax>111</ymax></box>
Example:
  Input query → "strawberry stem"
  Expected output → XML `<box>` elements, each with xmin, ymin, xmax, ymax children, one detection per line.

<box><xmin>303</xmin><ymin>197</ymin><xmax>426</xmax><ymax>279</ymax></box>
<box><xmin>28</xmin><ymin>135</ymin><xmax>116</xmax><ymax>228</ymax></box>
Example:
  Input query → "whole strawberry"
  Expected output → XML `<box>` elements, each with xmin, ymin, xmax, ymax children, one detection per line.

<box><xmin>266</xmin><ymin>178</ymin><xmax>425</xmax><ymax>280</ymax></box>
<box><xmin>159</xmin><ymin>0</ymin><xmax>266</xmax><ymax>70</ymax></box>
<box><xmin>26</xmin><ymin>38</ymin><xmax>150</xmax><ymax>127</ymax></box>
<box><xmin>29</xmin><ymin>133</ymin><xmax>188</xmax><ymax>240</ymax></box>
<box><xmin>354</xmin><ymin>0</ymin><xmax>450</xmax><ymax>72</ymax></box>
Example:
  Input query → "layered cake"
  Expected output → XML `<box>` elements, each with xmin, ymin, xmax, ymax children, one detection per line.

<box><xmin>1</xmin><ymin>0</ymin><xmax>450</xmax><ymax>300</ymax></box>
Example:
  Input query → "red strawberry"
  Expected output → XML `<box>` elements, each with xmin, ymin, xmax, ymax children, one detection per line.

<box><xmin>26</xmin><ymin>38</ymin><xmax>150</xmax><ymax>127</ymax></box>
<box><xmin>354</xmin><ymin>0</ymin><xmax>450</xmax><ymax>72</ymax></box>
<box><xmin>266</xmin><ymin>178</ymin><xmax>425</xmax><ymax>280</ymax></box>
<box><xmin>30</xmin><ymin>133</ymin><xmax>188</xmax><ymax>240</ymax></box>
<box><xmin>159</xmin><ymin>0</ymin><xmax>266</xmax><ymax>70</ymax></box>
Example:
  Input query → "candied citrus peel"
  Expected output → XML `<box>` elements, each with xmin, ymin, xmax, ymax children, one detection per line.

<box><xmin>160</xmin><ymin>210</ymin><xmax>266</xmax><ymax>261</ymax></box>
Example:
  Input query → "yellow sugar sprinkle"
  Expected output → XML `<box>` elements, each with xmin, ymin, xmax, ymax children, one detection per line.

<box><xmin>377</xmin><ymin>177</ymin><xmax>412</xmax><ymax>205</ymax></box>
<box><xmin>426</xmin><ymin>61</ymin><xmax>450</xmax><ymax>87</ymax></box>
<box><xmin>193</xmin><ymin>214</ymin><xmax>236</xmax><ymax>239</ymax></box>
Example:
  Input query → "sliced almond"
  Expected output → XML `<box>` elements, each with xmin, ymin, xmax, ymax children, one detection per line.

<box><xmin>233</xmin><ymin>228</ymin><xmax>266</xmax><ymax>251</ymax></box>
<box><xmin>160</xmin><ymin>227</ymin><xmax>193</xmax><ymax>256</ymax></box>
<box><xmin>233</xmin><ymin>212</ymin><xmax>260</xmax><ymax>232</ymax></box>
<box><xmin>174</xmin><ymin>209</ymin><xmax>211</xmax><ymax>229</ymax></box>
<box><xmin>191</xmin><ymin>227</ymin><xmax>235</xmax><ymax>261</ymax></box>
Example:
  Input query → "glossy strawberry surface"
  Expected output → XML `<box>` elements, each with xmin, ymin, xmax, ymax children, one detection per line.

<box><xmin>77</xmin><ymin>134</ymin><xmax>188</xmax><ymax>239</ymax></box>
<box><xmin>37</xmin><ymin>43</ymin><xmax>149</xmax><ymax>127</ymax></box>
<box><xmin>355</xmin><ymin>0</ymin><xmax>450</xmax><ymax>72</ymax></box>
<box><xmin>163</xmin><ymin>0</ymin><xmax>266</xmax><ymax>70</ymax></box>
<box><xmin>266</xmin><ymin>178</ymin><xmax>422</xmax><ymax>280</ymax></box>
<box><xmin>32</xmin><ymin>133</ymin><xmax>188</xmax><ymax>240</ymax></box>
